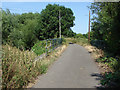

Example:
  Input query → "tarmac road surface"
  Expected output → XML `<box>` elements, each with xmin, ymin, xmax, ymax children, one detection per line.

<box><xmin>33</xmin><ymin>44</ymin><xmax>100</xmax><ymax>88</ymax></box>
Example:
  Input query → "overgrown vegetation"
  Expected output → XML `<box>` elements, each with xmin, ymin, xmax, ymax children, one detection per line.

<box><xmin>89</xmin><ymin>2</ymin><xmax>120</xmax><ymax>88</ymax></box>
<box><xmin>2</xmin><ymin>4</ymin><xmax>76</xmax><ymax>50</ymax></box>
<box><xmin>96</xmin><ymin>56</ymin><xmax>120</xmax><ymax>87</ymax></box>
<box><xmin>2</xmin><ymin>45</ymin><xmax>38</xmax><ymax>88</ymax></box>
<box><xmin>32</xmin><ymin>38</ymin><xmax>63</xmax><ymax>56</ymax></box>
<box><xmin>2</xmin><ymin>44</ymin><xmax>66</xmax><ymax>88</ymax></box>
<box><xmin>2</xmin><ymin>2</ymin><xmax>120</xmax><ymax>88</ymax></box>
<box><xmin>1</xmin><ymin>4</ymin><xmax>73</xmax><ymax>88</ymax></box>
<box><xmin>64</xmin><ymin>37</ymin><xmax>89</xmax><ymax>47</ymax></box>
<box><xmin>32</xmin><ymin>41</ymin><xmax>46</xmax><ymax>55</ymax></box>
<box><xmin>89</xmin><ymin>2</ymin><xmax>120</xmax><ymax>55</ymax></box>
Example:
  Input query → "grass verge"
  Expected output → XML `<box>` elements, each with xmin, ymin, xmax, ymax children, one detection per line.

<box><xmin>2</xmin><ymin>44</ymin><xmax>67</xmax><ymax>89</ymax></box>
<box><xmin>26</xmin><ymin>45</ymin><xmax>67</xmax><ymax>88</ymax></box>
<box><xmin>82</xmin><ymin>41</ymin><xmax>120</xmax><ymax>88</ymax></box>
<box><xmin>65</xmin><ymin>37</ymin><xmax>120</xmax><ymax>87</ymax></box>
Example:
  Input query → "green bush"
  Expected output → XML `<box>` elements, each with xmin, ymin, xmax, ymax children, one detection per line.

<box><xmin>96</xmin><ymin>56</ymin><xmax>120</xmax><ymax>71</ymax></box>
<box><xmin>96</xmin><ymin>55</ymin><xmax>120</xmax><ymax>87</ymax></box>
<box><xmin>101</xmin><ymin>71</ymin><xmax>120</xmax><ymax>87</ymax></box>
<box><xmin>32</xmin><ymin>41</ymin><xmax>46</xmax><ymax>56</ymax></box>
<box><xmin>61</xmin><ymin>37</ymin><xmax>66</xmax><ymax>44</ymax></box>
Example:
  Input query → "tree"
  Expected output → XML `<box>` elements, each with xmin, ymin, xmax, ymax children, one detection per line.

<box><xmin>37</xmin><ymin>4</ymin><xmax>75</xmax><ymax>39</ymax></box>
<box><xmin>2</xmin><ymin>9</ymin><xmax>19</xmax><ymax>44</ymax></box>
<box><xmin>2</xmin><ymin>4</ymin><xmax>76</xmax><ymax>50</ymax></box>
<box><xmin>2</xmin><ymin>9</ymin><xmax>40</xmax><ymax>50</ymax></box>
<box><xmin>89</xmin><ymin>2</ymin><xmax>120</xmax><ymax>55</ymax></box>
<box><xmin>76</xmin><ymin>33</ymin><xmax>85</xmax><ymax>38</ymax></box>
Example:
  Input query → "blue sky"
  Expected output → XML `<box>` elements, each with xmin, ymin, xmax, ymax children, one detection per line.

<box><xmin>2</xmin><ymin>2</ymin><xmax>92</xmax><ymax>34</ymax></box>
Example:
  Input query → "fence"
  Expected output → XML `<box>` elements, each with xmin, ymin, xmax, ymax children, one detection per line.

<box><xmin>2</xmin><ymin>38</ymin><xmax>63</xmax><ymax>88</ymax></box>
<box><xmin>45</xmin><ymin>38</ymin><xmax>62</xmax><ymax>56</ymax></box>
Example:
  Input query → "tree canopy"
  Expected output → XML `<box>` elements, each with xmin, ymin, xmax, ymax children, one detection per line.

<box><xmin>37</xmin><ymin>4</ymin><xmax>75</xmax><ymax>39</ymax></box>
<box><xmin>2</xmin><ymin>4</ymin><xmax>76</xmax><ymax>50</ymax></box>
<box><xmin>89</xmin><ymin>2</ymin><xmax>120</xmax><ymax>55</ymax></box>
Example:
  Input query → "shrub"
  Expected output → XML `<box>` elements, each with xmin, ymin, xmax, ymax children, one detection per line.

<box><xmin>101</xmin><ymin>71</ymin><xmax>120</xmax><ymax>87</ymax></box>
<box><xmin>32</xmin><ymin>41</ymin><xmax>46</xmax><ymax>56</ymax></box>
<box><xmin>2</xmin><ymin>45</ymin><xmax>42</xmax><ymax>88</ymax></box>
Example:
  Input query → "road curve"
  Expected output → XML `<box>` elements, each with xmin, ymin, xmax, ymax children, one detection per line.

<box><xmin>32</xmin><ymin>44</ymin><xmax>100</xmax><ymax>88</ymax></box>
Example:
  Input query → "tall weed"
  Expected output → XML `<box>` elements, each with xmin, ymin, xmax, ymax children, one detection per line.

<box><xmin>2</xmin><ymin>45</ymin><xmax>41</xmax><ymax>88</ymax></box>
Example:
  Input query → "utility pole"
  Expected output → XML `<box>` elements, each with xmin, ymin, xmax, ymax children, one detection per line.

<box><xmin>59</xmin><ymin>10</ymin><xmax>61</xmax><ymax>38</ymax></box>
<box><xmin>88</xmin><ymin>10</ymin><xmax>90</xmax><ymax>42</ymax></box>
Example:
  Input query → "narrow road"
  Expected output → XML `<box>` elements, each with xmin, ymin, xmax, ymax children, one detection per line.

<box><xmin>33</xmin><ymin>44</ymin><xmax>100</xmax><ymax>88</ymax></box>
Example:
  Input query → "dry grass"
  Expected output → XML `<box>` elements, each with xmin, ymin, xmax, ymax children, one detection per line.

<box><xmin>27</xmin><ymin>45</ymin><xmax>67</xmax><ymax>88</ymax></box>
<box><xmin>2</xmin><ymin>44</ymin><xmax>41</xmax><ymax>88</ymax></box>
<box><xmin>84</xmin><ymin>45</ymin><xmax>112</xmax><ymax>73</ymax></box>
<box><xmin>85</xmin><ymin>45</ymin><xmax>104</xmax><ymax>59</ymax></box>
<box><xmin>2</xmin><ymin>44</ymin><xmax>67</xmax><ymax>89</ymax></box>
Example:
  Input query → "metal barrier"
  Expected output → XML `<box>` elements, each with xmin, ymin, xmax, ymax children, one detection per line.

<box><xmin>45</xmin><ymin>38</ymin><xmax>62</xmax><ymax>56</ymax></box>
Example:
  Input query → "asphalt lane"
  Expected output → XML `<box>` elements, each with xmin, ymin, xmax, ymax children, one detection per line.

<box><xmin>33</xmin><ymin>44</ymin><xmax>100</xmax><ymax>88</ymax></box>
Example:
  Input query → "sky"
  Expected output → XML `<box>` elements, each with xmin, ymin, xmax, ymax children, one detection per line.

<box><xmin>2</xmin><ymin>1</ymin><xmax>92</xmax><ymax>34</ymax></box>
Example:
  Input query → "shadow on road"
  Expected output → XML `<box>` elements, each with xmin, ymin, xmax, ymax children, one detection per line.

<box><xmin>91</xmin><ymin>73</ymin><xmax>103</xmax><ymax>81</ymax></box>
<box><xmin>90</xmin><ymin>73</ymin><xmax>106</xmax><ymax>89</ymax></box>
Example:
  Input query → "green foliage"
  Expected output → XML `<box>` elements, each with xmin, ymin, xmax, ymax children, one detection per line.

<box><xmin>76</xmin><ymin>38</ymin><xmax>89</xmax><ymax>46</ymax></box>
<box><xmin>32</xmin><ymin>38</ymin><xmax>63</xmax><ymax>56</ymax></box>
<box><xmin>2</xmin><ymin>9</ymin><xmax>19</xmax><ymax>44</ymax></box>
<box><xmin>101</xmin><ymin>72</ymin><xmax>120</xmax><ymax>87</ymax></box>
<box><xmin>40</xmin><ymin>64</ymin><xmax>48</xmax><ymax>74</ymax></box>
<box><xmin>2</xmin><ymin>5</ymin><xmax>74</xmax><ymax>88</ymax></box>
<box><xmin>2</xmin><ymin>4</ymin><xmax>75</xmax><ymax>50</ymax></box>
<box><xmin>89</xmin><ymin>2</ymin><xmax>120</xmax><ymax>87</ymax></box>
<box><xmin>89</xmin><ymin>2</ymin><xmax>120</xmax><ymax>55</ymax></box>
<box><xmin>75</xmin><ymin>33</ymin><xmax>85</xmax><ymax>38</ymax></box>
<box><xmin>96</xmin><ymin>56</ymin><xmax>120</xmax><ymax>72</ymax></box>
<box><xmin>38</xmin><ymin>4</ymin><xmax>75</xmax><ymax>39</ymax></box>
<box><xmin>2</xmin><ymin>9</ymin><xmax>39</xmax><ymax>50</ymax></box>
<box><xmin>65</xmin><ymin>38</ymin><xmax>89</xmax><ymax>46</ymax></box>
<box><xmin>97</xmin><ymin>56</ymin><xmax>120</xmax><ymax>87</ymax></box>
<box><xmin>2</xmin><ymin>44</ymin><xmax>64</xmax><ymax>88</ymax></box>
<box><xmin>90</xmin><ymin>40</ymin><xmax>106</xmax><ymax>49</ymax></box>
<box><xmin>32</xmin><ymin>41</ymin><xmax>46</xmax><ymax>55</ymax></box>
<box><xmin>61</xmin><ymin>37</ymin><xmax>66</xmax><ymax>44</ymax></box>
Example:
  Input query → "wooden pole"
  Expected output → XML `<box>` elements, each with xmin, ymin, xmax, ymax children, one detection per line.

<box><xmin>59</xmin><ymin>10</ymin><xmax>61</xmax><ymax>38</ymax></box>
<box><xmin>88</xmin><ymin>10</ymin><xmax>90</xmax><ymax>42</ymax></box>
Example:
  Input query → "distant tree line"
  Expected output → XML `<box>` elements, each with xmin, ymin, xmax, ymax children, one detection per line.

<box><xmin>2</xmin><ymin>4</ymin><xmax>76</xmax><ymax>50</ymax></box>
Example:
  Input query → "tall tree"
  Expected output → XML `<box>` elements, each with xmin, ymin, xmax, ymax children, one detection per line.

<box><xmin>90</xmin><ymin>2</ymin><xmax>120</xmax><ymax>54</ymax></box>
<box><xmin>37</xmin><ymin>4</ymin><xmax>75</xmax><ymax>39</ymax></box>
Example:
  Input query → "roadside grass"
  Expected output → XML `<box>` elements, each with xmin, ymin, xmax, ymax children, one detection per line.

<box><xmin>32</xmin><ymin>40</ymin><xmax>47</xmax><ymax>56</ymax></box>
<box><xmin>77</xmin><ymin>39</ymin><xmax>120</xmax><ymax>88</ymax></box>
<box><xmin>96</xmin><ymin>56</ymin><xmax>120</xmax><ymax>87</ymax></box>
<box><xmin>27</xmin><ymin>45</ymin><xmax>67</xmax><ymax>88</ymax></box>
<box><xmin>76</xmin><ymin>38</ymin><xmax>90</xmax><ymax>46</ymax></box>
<box><xmin>65</xmin><ymin>37</ymin><xmax>120</xmax><ymax>87</ymax></box>
<box><xmin>64</xmin><ymin>37</ymin><xmax>89</xmax><ymax>46</ymax></box>
<box><xmin>2</xmin><ymin>44</ymin><xmax>40</xmax><ymax>88</ymax></box>
<box><xmin>32</xmin><ymin>38</ymin><xmax>64</xmax><ymax>56</ymax></box>
<box><xmin>2</xmin><ymin>44</ymin><xmax>67</xmax><ymax>89</ymax></box>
